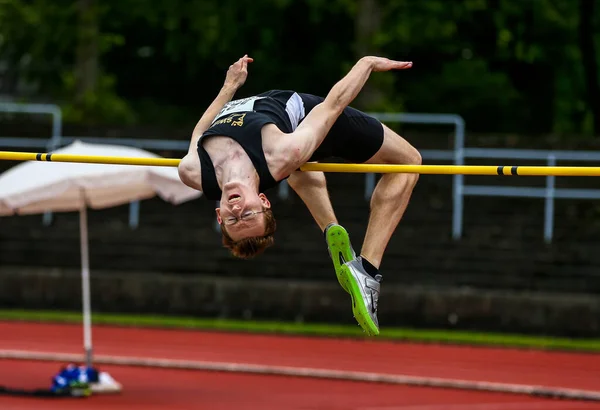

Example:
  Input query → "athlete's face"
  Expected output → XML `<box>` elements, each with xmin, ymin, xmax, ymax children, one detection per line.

<box><xmin>215</xmin><ymin>183</ymin><xmax>271</xmax><ymax>241</ymax></box>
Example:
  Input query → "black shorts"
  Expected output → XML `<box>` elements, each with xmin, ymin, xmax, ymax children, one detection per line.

<box><xmin>298</xmin><ymin>93</ymin><xmax>384</xmax><ymax>164</ymax></box>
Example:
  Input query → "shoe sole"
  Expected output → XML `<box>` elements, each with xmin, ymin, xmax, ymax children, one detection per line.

<box><xmin>326</xmin><ymin>225</ymin><xmax>380</xmax><ymax>336</ymax></box>
<box><xmin>325</xmin><ymin>225</ymin><xmax>354</xmax><ymax>292</ymax></box>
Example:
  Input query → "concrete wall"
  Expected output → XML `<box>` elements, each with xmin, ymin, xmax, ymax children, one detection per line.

<box><xmin>1</xmin><ymin>267</ymin><xmax>599</xmax><ymax>337</ymax></box>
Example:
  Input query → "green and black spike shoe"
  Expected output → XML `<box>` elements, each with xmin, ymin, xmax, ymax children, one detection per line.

<box><xmin>324</xmin><ymin>223</ymin><xmax>382</xmax><ymax>336</ymax></box>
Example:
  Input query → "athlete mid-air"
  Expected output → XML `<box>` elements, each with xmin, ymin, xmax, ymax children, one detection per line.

<box><xmin>178</xmin><ymin>55</ymin><xmax>421</xmax><ymax>335</ymax></box>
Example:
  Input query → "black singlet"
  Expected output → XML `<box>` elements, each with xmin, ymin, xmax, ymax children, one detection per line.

<box><xmin>196</xmin><ymin>89</ymin><xmax>385</xmax><ymax>201</ymax></box>
<box><xmin>197</xmin><ymin>90</ymin><xmax>301</xmax><ymax>200</ymax></box>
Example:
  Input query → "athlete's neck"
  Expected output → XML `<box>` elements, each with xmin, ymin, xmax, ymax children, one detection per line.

<box><xmin>216</xmin><ymin>154</ymin><xmax>260</xmax><ymax>192</ymax></box>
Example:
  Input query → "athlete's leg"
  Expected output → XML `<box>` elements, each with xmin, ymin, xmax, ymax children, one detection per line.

<box><xmin>288</xmin><ymin>170</ymin><xmax>353</xmax><ymax>292</ymax></box>
<box><xmin>321</xmin><ymin>124</ymin><xmax>419</xmax><ymax>336</ymax></box>
<box><xmin>304</xmin><ymin>109</ymin><xmax>410</xmax><ymax>336</ymax></box>
<box><xmin>360</xmin><ymin>124</ymin><xmax>422</xmax><ymax>268</ymax></box>
<box><xmin>287</xmin><ymin>170</ymin><xmax>337</xmax><ymax>231</ymax></box>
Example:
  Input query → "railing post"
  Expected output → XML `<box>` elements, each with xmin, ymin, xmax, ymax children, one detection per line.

<box><xmin>214</xmin><ymin>201</ymin><xmax>221</xmax><ymax>232</ymax></box>
<box><xmin>452</xmin><ymin>117</ymin><xmax>466</xmax><ymax>240</ymax></box>
<box><xmin>544</xmin><ymin>155</ymin><xmax>556</xmax><ymax>243</ymax></box>
<box><xmin>364</xmin><ymin>173</ymin><xmax>376</xmax><ymax>200</ymax></box>
<box><xmin>129</xmin><ymin>201</ymin><xmax>140</xmax><ymax>229</ymax></box>
<box><xmin>278</xmin><ymin>180</ymin><xmax>290</xmax><ymax>200</ymax></box>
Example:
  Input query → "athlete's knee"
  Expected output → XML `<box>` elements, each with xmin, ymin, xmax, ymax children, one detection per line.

<box><xmin>379</xmin><ymin>126</ymin><xmax>422</xmax><ymax>166</ymax></box>
<box><xmin>380</xmin><ymin>142</ymin><xmax>422</xmax><ymax>171</ymax></box>
<box><xmin>405</xmin><ymin>147</ymin><xmax>421</xmax><ymax>185</ymax></box>
<box><xmin>402</xmin><ymin>147</ymin><xmax>421</xmax><ymax>186</ymax></box>
<box><xmin>388</xmin><ymin>135</ymin><xmax>421</xmax><ymax>166</ymax></box>
<box><xmin>406</xmin><ymin>146</ymin><xmax>422</xmax><ymax>166</ymax></box>
<box><xmin>380</xmin><ymin>140</ymin><xmax>421</xmax><ymax>187</ymax></box>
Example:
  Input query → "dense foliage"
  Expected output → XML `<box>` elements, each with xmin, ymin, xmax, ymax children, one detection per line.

<box><xmin>0</xmin><ymin>0</ymin><xmax>598</xmax><ymax>136</ymax></box>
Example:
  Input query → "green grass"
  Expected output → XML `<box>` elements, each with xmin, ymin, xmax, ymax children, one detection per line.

<box><xmin>1</xmin><ymin>309</ymin><xmax>600</xmax><ymax>353</ymax></box>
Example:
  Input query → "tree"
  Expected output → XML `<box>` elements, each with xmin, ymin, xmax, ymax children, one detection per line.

<box><xmin>1</xmin><ymin>0</ymin><xmax>598</xmax><ymax>137</ymax></box>
<box><xmin>74</xmin><ymin>0</ymin><xmax>99</xmax><ymax>107</ymax></box>
<box><xmin>578</xmin><ymin>0</ymin><xmax>600</xmax><ymax>136</ymax></box>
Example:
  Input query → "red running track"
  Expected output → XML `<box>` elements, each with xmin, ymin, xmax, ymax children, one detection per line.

<box><xmin>1</xmin><ymin>321</ymin><xmax>600</xmax><ymax>410</ymax></box>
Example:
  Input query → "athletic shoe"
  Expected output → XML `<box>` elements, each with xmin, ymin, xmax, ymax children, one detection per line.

<box><xmin>324</xmin><ymin>223</ymin><xmax>382</xmax><ymax>336</ymax></box>
<box><xmin>324</xmin><ymin>223</ymin><xmax>356</xmax><ymax>292</ymax></box>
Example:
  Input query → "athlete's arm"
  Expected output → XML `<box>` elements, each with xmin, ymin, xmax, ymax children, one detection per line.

<box><xmin>281</xmin><ymin>56</ymin><xmax>412</xmax><ymax>172</ymax></box>
<box><xmin>186</xmin><ymin>55</ymin><xmax>253</xmax><ymax>155</ymax></box>
<box><xmin>179</xmin><ymin>55</ymin><xmax>253</xmax><ymax>191</ymax></box>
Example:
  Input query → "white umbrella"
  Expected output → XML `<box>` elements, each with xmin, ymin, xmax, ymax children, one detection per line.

<box><xmin>0</xmin><ymin>140</ymin><xmax>201</xmax><ymax>369</ymax></box>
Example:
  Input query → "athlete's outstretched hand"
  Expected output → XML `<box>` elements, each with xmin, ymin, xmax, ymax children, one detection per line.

<box><xmin>225</xmin><ymin>54</ymin><xmax>254</xmax><ymax>89</ymax></box>
<box><xmin>363</xmin><ymin>56</ymin><xmax>412</xmax><ymax>72</ymax></box>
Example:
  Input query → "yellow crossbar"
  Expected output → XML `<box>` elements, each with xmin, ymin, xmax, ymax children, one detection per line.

<box><xmin>299</xmin><ymin>162</ymin><xmax>600</xmax><ymax>177</ymax></box>
<box><xmin>1</xmin><ymin>150</ymin><xmax>600</xmax><ymax>177</ymax></box>
<box><xmin>0</xmin><ymin>151</ymin><xmax>181</xmax><ymax>167</ymax></box>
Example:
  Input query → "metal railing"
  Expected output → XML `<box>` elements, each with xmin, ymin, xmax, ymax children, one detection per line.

<box><xmin>2</xmin><ymin>103</ymin><xmax>599</xmax><ymax>242</ymax></box>
<box><xmin>0</xmin><ymin>103</ymin><xmax>64</xmax><ymax>226</ymax></box>
<box><xmin>455</xmin><ymin>149</ymin><xmax>600</xmax><ymax>243</ymax></box>
<box><xmin>0</xmin><ymin>102</ymin><xmax>63</xmax><ymax>150</ymax></box>
<box><xmin>364</xmin><ymin>113</ymin><xmax>600</xmax><ymax>243</ymax></box>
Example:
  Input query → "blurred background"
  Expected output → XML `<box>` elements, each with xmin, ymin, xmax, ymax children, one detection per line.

<box><xmin>1</xmin><ymin>0</ymin><xmax>600</xmax><ymax>339</ymax></box>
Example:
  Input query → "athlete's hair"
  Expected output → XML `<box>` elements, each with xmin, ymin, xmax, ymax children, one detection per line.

<box><xmin>221</xmin><ymin>208</ymin><xmax>277</xmax><ymax>259</ymax></box>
